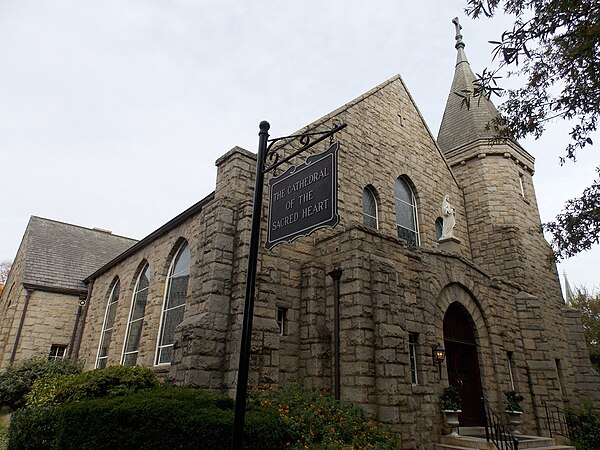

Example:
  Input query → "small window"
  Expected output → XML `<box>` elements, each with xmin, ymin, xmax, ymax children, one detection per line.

<box><xmin>48</xmin><ymin>344</ymin><xmax>66</xmax><ymax>361</ymax></box>
<box><xmin>362</xmin><ymin>186</ymin><xmax>378</xmax><ymax>229</ymax></box>
<box><xmin>555</xmin><ymin>358</ymin><xmax>565</xmax><ymax>395</ymax></box>
<box><xmin>156</xmin><ymin>242</ymin><xmax>190</xmax><ymax>365</ymax></box>
<box><xmin>122</xmin><ymin>264</ymin><xmax>151</xmax><ymax>366</ymax></box>
<box><xmin>276</xmin><ymin>307</ymin><xmax>288</xmax><ymax>336</ymax></box>
<box><xmin>435</xmin><ymin>217</ymin><xmax>443</xmax><ymax>240</ymax></box>
<box><xmin>409</xmin><ymin>332</ymin><xmax>419</xmax><ymax>384</ymax></box>
<box><xmin>519</xmin><ymin>173</ymin><xmax>526</xmax><ymax>198</ymax></box>
<box><xmin>96</xmin><ymin>279</ymin><xmax>120</xmax><ymax>369</ymax></box>
<box><xmin>507</xmin><ymin>351</ymin><xmax>516</xmax><ymax>391</ymax></box>
<box><xmin>395</xmin><ymin>177</ymin><xmax>420</xmax><ymax>246</ymax></box>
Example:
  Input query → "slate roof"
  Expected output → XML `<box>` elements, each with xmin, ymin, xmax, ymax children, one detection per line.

<box><xmin>23</xmin><ymin>216</ymin><xmax>137</xmax><ymax>293</ymax></box>
<box><xmin>437</xmin><ymin>22</ymin><xmax>502</xmax><ymax>154</ymax></box>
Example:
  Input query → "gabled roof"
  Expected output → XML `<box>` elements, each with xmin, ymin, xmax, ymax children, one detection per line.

<box><xmin>437</xmin><ymin>18</ymin><xmax>502</xmax><ymax>154</ymax></box>
<box><xmin>85</xmin><ymin>192</ymin><xmax>214</xmax><ymax>282</ymax></box>
<box><xmin>23</xmin><ymin>216</ymin><xmax>137</xmax><ymax>293</ymax></box>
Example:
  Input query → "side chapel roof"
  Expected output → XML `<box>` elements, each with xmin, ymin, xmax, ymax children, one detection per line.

<box><xmin>437</xmin><ymin>18</ymin><xmax>502</xmax><ymax>154</ymax></box>
<box><xmin>23</xmin><ymin>216</ymin><xmax>137</xmax><ymax>293</ymax></box>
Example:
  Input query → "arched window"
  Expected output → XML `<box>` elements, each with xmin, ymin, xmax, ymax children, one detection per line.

<box><xmin>96</xmin><ymin>279</ymin><xmax>120</xmax><ymax>369</ymax></box>
<box><xmin>362</xmin><ymin>186</ymin><xmax>378</xmax><ymax>229</ymax></box>
<box><xmin>394</xmin><ymin>177</ymin><xmax>419</xmax><ymax>246</ymax></box>
<box><xmin>156</xmin><ymin>242</ymin><xmax>190</xmax><ymax>365</ymax></box>
<box><xmin>122</xmin><ymin>263</ymin><xmax>151</xmax><ymax>366</ymax></box>
<box><xmin>435</xmin><ymin>217</ymin><xmax>444</xmax><ymax>240</ymax></box>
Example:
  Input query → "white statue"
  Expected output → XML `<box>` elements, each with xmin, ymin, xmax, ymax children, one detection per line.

<box><xmin>441</xmin><ymin>195</ymin><xmax>456</xmax><ymax>239</ymax></box>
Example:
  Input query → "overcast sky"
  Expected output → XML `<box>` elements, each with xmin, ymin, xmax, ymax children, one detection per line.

<box><xmin>1</xmin><ymin>1</ymin><xmax>597</xmax><ymax>293</ymax></box>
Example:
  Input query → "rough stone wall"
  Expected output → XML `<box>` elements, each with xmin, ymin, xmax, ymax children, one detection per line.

<box><xmin>10</xmin><ymin>290</ymin><xmax>79</xmax><ymax>362</ymax></box>
<box><xmin>298</xmin><ymin>225</ymin><xmax>535</xmax><ymax>447</ymax></box>
<box><xmin>0</xmin><ymin>287</ymin><xmax>29</xmax><ymax>368</ymax></box>
<box><xmin>78</xmin><ymin>214</ymin><xmax>203</xmax><ymax>371</ymax></box>
<box><xmin>561</xmin><ymin>308</ymin><xmax>600</xmax><ymax>403</ymax></box>
<box><xmin>168</xmin><ymin>75</ymin><xmax>476</xmax><ymax>399</ymax></box>
<box><xmin>171</xmin><ymin>147</ymin><xmax>256</xmax><ymax>390</ymax></box>
<box><xmin>66</xmin><ymin>71</ymin><xmax>598</xmax><ymax>449</ymax></box>
<box><xmin>447</xmin><ymin>139</ymin><xmax>600</xmax><ymax>431</ymax></box>
<box><xmin>0</xmin><ymin>286</ymin><xmax>27</xmax><ymax>367</ymax></box>
<box><xmin>0</xmin><ymin>226</ymin><xmax>30</xmax><ymax>368</ymax></box>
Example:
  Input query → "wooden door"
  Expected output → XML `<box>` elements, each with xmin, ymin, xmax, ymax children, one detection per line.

<box><xmin>444</xmin><ymin>303</ymin><xmax>486</xmax><ymax>426</ymax></box>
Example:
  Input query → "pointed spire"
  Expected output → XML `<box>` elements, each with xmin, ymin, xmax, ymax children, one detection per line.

<box><xmin>437</xmin><ymin>18</ymin><xmax>502</xmax><ymax>154</ymax></box>
<box><xmin>563</xmin><ymin>270</ymin><xmax>575</xmax><ymax>305</ymax></box>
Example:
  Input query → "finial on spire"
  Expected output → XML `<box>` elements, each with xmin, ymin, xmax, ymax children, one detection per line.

<box><xmin>452</xmin><ymin>17</ymin><xmax>465</xmax><ymax>50</ymax></box>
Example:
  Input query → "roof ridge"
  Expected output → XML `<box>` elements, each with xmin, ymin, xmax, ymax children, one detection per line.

<box><xmin>29</xmin><ymin>215</ymin><xmax>138</xmax><ymax>242</ymax></box>
<box><xmin>282</xmin><ymin>74</ymin><xmax>403</xmax><ymax>137</ymax></box>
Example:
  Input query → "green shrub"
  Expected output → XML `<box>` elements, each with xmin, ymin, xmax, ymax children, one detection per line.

<box><xmin>27</xmin><ymin>365</ymin><xmax>158</xmax><ymax>407</ymax></box>
<box><xmin>27</xmin><ymin>373</ymin><xmax>76</xmax><ymax>407</ymax></box>
<box><xmin>566</xmin><ymin>405</ymin><xmax>600</xmax><ymax>450</ymax></box>
<box><xmin>440</xmin><ymin>386</ymin><xmax>461</xmax><ymax>411</ymax></box>
<box><xmin>7</xmin><ymin>406</ymin><xmax>59</xmax><ymax>450</ymax></box>
<box><xmin>0</xmin><ymin>419</ymin><xmax>7</xmax><ymax>450</ymax></box>
<box><xmin>55</xmin><ymin>390</ymin><xmax>232</xmax><ymax>450</ymax></box>
<box><xmin>9</xmin><ymin>385</ymin><xmax>283</xmax><ymax>450</ymax></box>
<box><xmin>0</xmin><ymin>357</ymin><xmax>82</xmax><ymax>410</ymax></box>
<box><xmin>251</xmin><ymin>383</ymin><xmax>398</xmax><ymax>450</ymax></box>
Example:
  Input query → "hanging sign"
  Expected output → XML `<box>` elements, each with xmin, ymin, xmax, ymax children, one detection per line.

<box><xmin>266</xmin><ymin>141</ymin><xmax>339</xmax><ymax>249</ymax></box>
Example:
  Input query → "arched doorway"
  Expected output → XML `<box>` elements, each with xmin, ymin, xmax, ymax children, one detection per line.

<box><xmin>443</xmin><ymin>302</ymin><xmax>486</xmax><ymax>426</ymax></box>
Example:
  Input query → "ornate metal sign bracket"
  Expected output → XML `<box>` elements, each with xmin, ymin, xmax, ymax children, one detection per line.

<box><xmin>232</xmin><ymin>120</ymin><xmax>346</xmax><ymax>449</ymax></box>
<box><xmin>263</xmin><ymin>121</ymin><xmax>347</xmax><ymax>173</ymax></box>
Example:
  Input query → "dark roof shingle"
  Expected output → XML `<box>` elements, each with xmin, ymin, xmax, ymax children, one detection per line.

<box><xmin>23</xmin><ymin>216</ymin><xmax>137</xmax><ymax>292</ymax></box>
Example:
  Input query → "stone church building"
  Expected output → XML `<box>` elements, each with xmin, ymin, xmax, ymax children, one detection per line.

<box><xmin>1</xmin><ymin>21</ymin><xmax>598</xmax><ymax>448</ymax></box>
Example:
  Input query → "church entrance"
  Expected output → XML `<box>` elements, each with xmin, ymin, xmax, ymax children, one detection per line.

<box><xmin>443</xmin><ymin>302</ymin><xmax>486</xmax><ymax>426</ymax></box>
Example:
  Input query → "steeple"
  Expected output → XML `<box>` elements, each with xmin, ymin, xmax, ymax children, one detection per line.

<box><xmin>563</xmin><ymin>270</ymin><xmax>575</xmax><ymax>305</ymax></box>
<box><xmin>437</xmin><ymin>18</ymin><xmax>502</xmax><ymax>154</ymax></box>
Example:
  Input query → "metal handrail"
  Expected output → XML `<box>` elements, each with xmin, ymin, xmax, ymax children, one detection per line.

<box><xmin>543</xmin><ymin>400</ymin><xmax>571</xmax><ymax>439</ymax></box>
<box><xmin>483</xmin><ymin>397</ymin><xmax>519</xmax><ymax>450</ymax></box>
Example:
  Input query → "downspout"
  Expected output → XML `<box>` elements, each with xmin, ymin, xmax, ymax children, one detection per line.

<box><xmin>71</xmin><ymin>280</ymin><xmax>94</xmax><ymax>359</ymax></box>
<box><xmin>10</xmin><ymin>287</ymin><xmax>33</xmax><ymax>364</ymax></box>
<box><xmin>67</xmin><ymin>292</ymin><xmax>87</xmax><ymax>358</ymax></box>
<box><xmin>328</xmin><ymin>267</ymin><xmax>342</xmax><ymax>400</ymax></box>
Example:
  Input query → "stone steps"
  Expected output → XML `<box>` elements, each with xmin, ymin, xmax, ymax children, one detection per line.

<box><xmin>435</xmin><ymin>429</ymin><xmax>575</xmax><ymax>450</ymax></box>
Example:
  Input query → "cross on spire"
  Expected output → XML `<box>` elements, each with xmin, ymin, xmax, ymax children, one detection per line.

<box><xmin>452</xmin><ymin>17</ymin><xmax>465</xmax><ymax>49</ymax></box>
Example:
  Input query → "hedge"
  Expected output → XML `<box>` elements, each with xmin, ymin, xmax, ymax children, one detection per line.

<box><xmin>9</xmin><ymin>386</ymin><xmax>284</xmax><ymax>450</ymax></box>
<box><xmin>0</xmin><ymin>357</ymin><xmax>82</xmax><ymax>410</ymax></box>
<box><xmin>27</xmin><ymin>365</ymin><xmax>158</xmax><ymax>407</ymax></box>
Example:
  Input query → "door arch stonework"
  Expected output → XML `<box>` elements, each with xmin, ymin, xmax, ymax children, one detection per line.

<box><xmin>444</xmin><ymin>302</ymin><xmax>485</xmax><ymax>425</ymax></box>
<box><xmin>435</xmin><ymin>283</ymin><xmax>497</xmax><ymax>425</ymax></box>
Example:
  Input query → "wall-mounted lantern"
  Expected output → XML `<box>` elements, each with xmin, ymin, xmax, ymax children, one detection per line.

<box><xmin>432</xmin><ymin>343</ymin><xmax>446</xmax><ymax>377</ymax></box>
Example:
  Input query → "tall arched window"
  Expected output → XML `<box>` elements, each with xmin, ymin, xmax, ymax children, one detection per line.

<box><xmin>394</xmin><ymin>177</ymin><xmax>420</xmax><ymax>246</ymax></box>
<box><xmin>156</xmin><ymin>242</ymin><xmax>190</xmax><ymax>365</ymax></box>
<box><xmin>96</xmin><ymin>279</ymin><xmax>120</xmax><ymax>369</ymax></box>
<box><xmin>122</xmin><ymin>263</ymin><xmax>151</xmax><ymax>366</ymax></box>
<box><xmin>362</xmin><ymin>186</ymin><xmax>378</xmax><ymax>229</ymax></box>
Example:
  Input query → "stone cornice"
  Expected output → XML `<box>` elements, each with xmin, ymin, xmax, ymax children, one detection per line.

<box><xmin>444</xmin><ymin>139</ymin><xmax>536</xmax><ymax>174</ymax></box>
<box><xmin>22</xmin><ymin>282</ymin><xmax>86</xmax><ymax>297</ymax></box>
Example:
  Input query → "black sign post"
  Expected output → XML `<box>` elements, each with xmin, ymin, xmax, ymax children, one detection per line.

<box><xmin>231</xmin><ymin>121</ymin><xmax>346</xmax><ymax>449</ymax></box>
